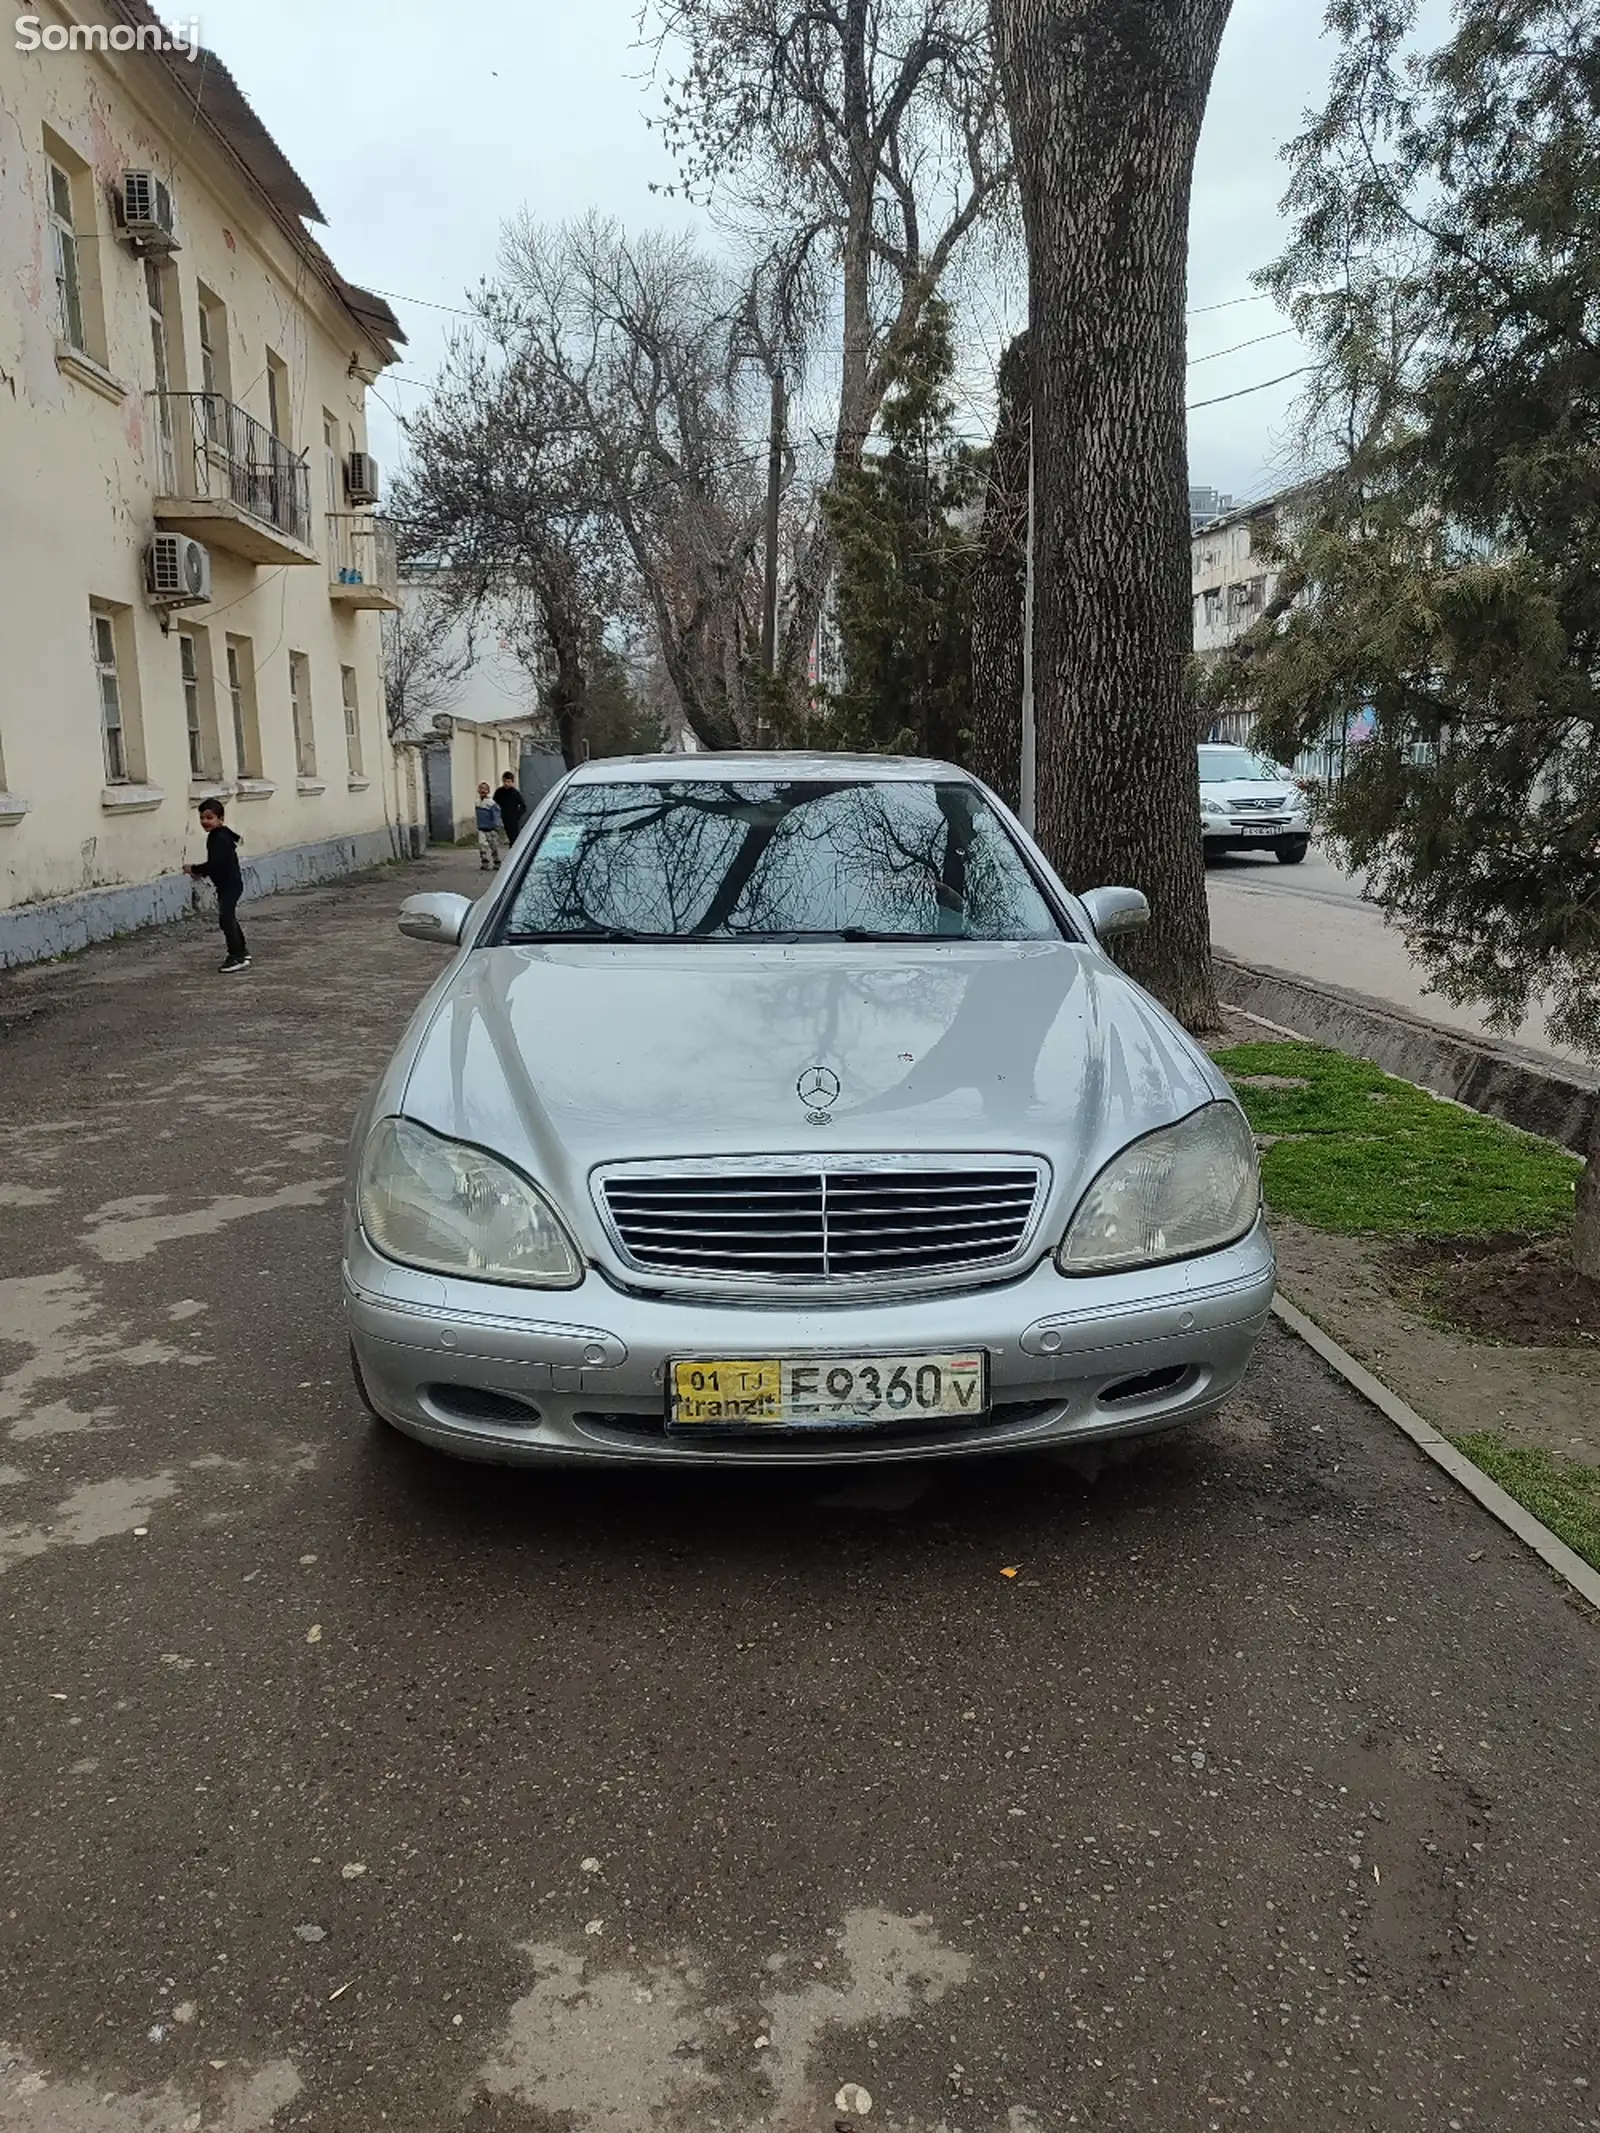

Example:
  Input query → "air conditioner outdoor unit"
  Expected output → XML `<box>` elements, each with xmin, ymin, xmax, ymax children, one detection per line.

<box><xmin>117</xmin><ymin>170</ymin><xmax>179</xmax><ymax>253</ymax></box>
<box><xmin>145</xmin><ymin>533</ymin><xmax>211</xmax><ymax>607</ymax></box>
<box><xmin>345</xmin><ymin>451</ymin><xmax>380</xmax><ymax>505</ymax></box>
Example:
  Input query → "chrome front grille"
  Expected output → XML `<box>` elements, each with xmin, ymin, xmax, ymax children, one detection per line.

<box><xmin>1230</xmin><ymin>796</ymin><xmax>1286</xmax><ymax>813</ymax></box>
<box><xmin>597</xmin><ymin>1160</ymin><xmax>1047</xmax><ymax>1286</ymax></box>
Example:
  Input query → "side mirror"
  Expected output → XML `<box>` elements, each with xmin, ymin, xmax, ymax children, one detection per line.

<box><xmin>398</xmin><ymin>892</ymin><xmax>473</xmax><ymax>946</ymax></box>
<box><xmin>1080</xmin><ymin>886</ymin><xmax>1150</xmax><ymax>941</ymax></box>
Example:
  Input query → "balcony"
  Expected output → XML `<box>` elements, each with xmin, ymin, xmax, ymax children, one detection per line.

<box><xmin>327</xmin><ymin>513</ymin><xmax>400</xmax><ymax>611</ymax></box>
<box><xmin>150</xmin><ymin>392</ymin><xmax>317</xmax><ymax>566</ymax></box>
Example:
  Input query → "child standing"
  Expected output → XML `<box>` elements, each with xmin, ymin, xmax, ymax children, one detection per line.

<box><xmin>474</xmin><ymin>782</ymin><xmax>505</xmax><ymax>871</ymax></box>
<box><xmin>186</xmin><ymin>799</ymin><xmax>250</xmax><ymax>973</ymax></box>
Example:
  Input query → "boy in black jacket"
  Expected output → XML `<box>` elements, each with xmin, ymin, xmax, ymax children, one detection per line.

<box><xmin>186</xmin><ymin>799</ymin><xmax>250</xmax><ymax>973</ymax></box>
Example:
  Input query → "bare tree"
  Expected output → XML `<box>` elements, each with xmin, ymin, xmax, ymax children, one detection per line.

<box><xmin>646</xmin><ymin>0</ymin><xmax>1014</xmax><ymax>677</ymax></box>
<box><xmin>488</xmin><ymin>217</ymin><xmax>779</xmax><ymax>750</ymax></box>
<box><xmin>391</xmin><ymin>330</ymin><xmax>617</xmax><ymax>769</ymax></box>
<box><xmin>990</xmin><ymin>0</ymin><xmax>1232</xmax><ymax>1028</ymax></box>
<box><xmin>380</xmin><ymin>581</ymin><xmax>473</xmax><ymax>744</ymax></box>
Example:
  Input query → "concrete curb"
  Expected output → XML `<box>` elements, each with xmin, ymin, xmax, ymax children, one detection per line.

<box><xmin>1271</xmin><ymin>1293</ymin><xmax>1600</xmax><ymax>1614</ymax></box>
<box><xmin>1215</xmin><ymin>950</ymin><xmax>1598</xmax><ymax>1158</ymax></box>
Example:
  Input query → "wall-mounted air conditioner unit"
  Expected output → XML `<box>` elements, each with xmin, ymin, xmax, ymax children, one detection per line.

<box><xmin>145</xmin><ymin>533</ymin><xmax>211</xmax><ymax>607</ymax></box>
<box><xmin>116</xmin><ymin>171</ymin><xmax>179</xmax><ymax>253</ymax></box>
<box><xmin>345</xmin><ymin>451</ymin><xmax>380</xmax><ymax>505</ymax></box>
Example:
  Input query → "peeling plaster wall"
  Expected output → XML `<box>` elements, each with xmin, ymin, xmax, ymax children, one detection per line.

<box><xmin>0</xmin><ymin>825</ymin><xmax>396</xmax><ymax>967</ymax></box>
<box><xmin>0</xmin><ymin>6</ymin><xmax>396</xmax><ymax>931</ymax></box>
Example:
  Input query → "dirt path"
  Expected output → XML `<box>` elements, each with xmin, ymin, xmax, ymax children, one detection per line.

<box><xmin>2</xmin><ymin>861</ymin><xmax>1598</xmax><ymax>2132</ymax></box>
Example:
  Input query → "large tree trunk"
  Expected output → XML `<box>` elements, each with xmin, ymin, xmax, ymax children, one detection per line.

<box><xmin>970</xmin><ymin>330</ymin><xmax>1032</xmax><ymax>810</ymax></box>
<box><xmin>1576</xmin><ymin>1104</ymin><xmax>1600</xmax><ymax>1281</ymax></box>
<box><xmin>991</xmin><ymin>0</ymin><xmax>1230</xmax><ymax>1029</ymax></box>
<box><xmin>539</xmin><ymin>563</ymin><xmax>592</xmax><ymax>768</ymax></box>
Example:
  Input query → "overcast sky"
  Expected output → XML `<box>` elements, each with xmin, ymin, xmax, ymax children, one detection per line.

<box><xmin>189</xmin><ymin>0</ymin><xmax>1412</xmax><ymax>504</ymax></box>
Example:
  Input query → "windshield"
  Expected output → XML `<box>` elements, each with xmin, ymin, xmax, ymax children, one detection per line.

<box><xmin>497</xmin><ymin>779</ymin><xmax>1063</xmax><ymax>943</ymax></box>
<box><xmin>1198</xmin><ymin>748</ymin><xmax>1284</xmax><ymax>785</ymax></box>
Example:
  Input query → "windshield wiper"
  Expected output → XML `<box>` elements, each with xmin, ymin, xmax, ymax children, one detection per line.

<box><xmin>832</xmin><ymin>926</ymin><xmax>968</xmax><ymax>942</ymax></box>
<box><xmin>504</xmin><ymin>927</ymin><xmax>681</xmax><ymax>944</ymax></box>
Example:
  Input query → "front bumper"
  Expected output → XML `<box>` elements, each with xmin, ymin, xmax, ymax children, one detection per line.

<box><xmin>343</xmin><ymin>1219</ymin><xmax>1277</xmax><ymax>1467</ymax></box>
<box><xmin>1201</xmin><ymin>815</ymin><xmax>1309</xmax><ymax>848</ymax></box>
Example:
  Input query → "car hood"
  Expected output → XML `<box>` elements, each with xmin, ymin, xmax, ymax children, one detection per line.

<box><xmin>397</xmin><ymin>941</ymin><xmax>1224</xmax><ymax>1252</ymax></box>
<box><xmin>1198</xmin><ymin>775</ymin><xmax>1303</xmax><ymax>808</ymax></box>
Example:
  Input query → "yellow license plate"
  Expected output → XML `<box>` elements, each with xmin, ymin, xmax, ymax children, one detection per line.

<box><xmin>669</xmin><ymin>1352</ymin><xmax>988</xmax><ymax>1430</ymax></box>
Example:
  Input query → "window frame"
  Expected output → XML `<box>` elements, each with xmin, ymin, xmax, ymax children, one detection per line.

<box><xmin>178</xmin><ymin>630</ymin><xmax>204</xmax><ymax>776</ymax></box>
<box><xmin>47</xmin><ymin>156</ymin><xmax>85</xmax><ymax>351</ymax></box>
<box><xmin>223</xmin><ymin>635</ymin><xmax>263</xmax><ymax>780</ymax></box>
<box><xmin>323</xmin><ymin>413</ymin><xmax>341</xmax><ymax>515</ymax></box>
<box><xmin>289</xmin><ymin>651</ymin><xmax>317</xmax><ymax>778</ymax></box>
<box><xmin>340</xmin><ymin>665</ymin><xmax>363</xmax><ymax>776</ymax></box>
<box><xmin>92</xmin><ymin>611</ymin><xmax>126</xmax><ymax>782</ymax></box>
<box><xmin>265</xmin><ymin>349</ymin><xmax>290</xmax><ymax>445</ymax></box>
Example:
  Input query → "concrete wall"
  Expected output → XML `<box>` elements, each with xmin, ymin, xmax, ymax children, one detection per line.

<box><xmin>0</xmin><ymin>823</ymin><xmax>401</xmax><ymax>967</ymax></box>
<box><xmin>442</xmin><ymin>720</ymin><xmax>537</xmax><ymax>841</ymax></box>
<box><xmin>1216</xmin><ymin>951</ymin><xmax>1599</xmax><ymax>1158</ymax></box>
<box><xmin>0</xmin><ymin>9</ymin><xmax>395</xmax><ymax>955</ymax></box>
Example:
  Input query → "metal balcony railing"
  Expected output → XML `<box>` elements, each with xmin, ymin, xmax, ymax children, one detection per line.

<box><xmin>151</xmin><ymin>392</ymin><xmax>312</xmax><ymax>548</ymax></box>
<box><xmin>326</xmin><ymin>513</ymin><xmax>400</xmax><ymax>608</ymax></box>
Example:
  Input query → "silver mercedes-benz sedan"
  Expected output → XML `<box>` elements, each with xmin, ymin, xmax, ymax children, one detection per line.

<box><xmin>344</xmin><ymin>754</ymin><xmax>1275</xmax><ymax>1467</ymax></box>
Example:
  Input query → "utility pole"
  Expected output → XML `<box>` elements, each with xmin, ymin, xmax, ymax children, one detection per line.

<box><xmin>761</xmin><ymin>365</ymin><xmax>785</xmax><ymax>679</ymax></box>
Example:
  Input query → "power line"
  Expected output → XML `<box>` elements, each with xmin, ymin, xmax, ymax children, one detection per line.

<box><xmin>1188</xmin><ymin>366</ymin><xmax>1312</xmax><ymax>411</ymax></box>
<box><xmin>1188</xmin><ymin>327</ymin><xmax>1297</xmax><ymax>367</ymax></box>
<box><xmin>364</xmin><ymin>286</ymin><xmax>479</xmax><ymax>318</ymax></box>
<box><xmin>370</xmin><ymin>283</ymin><xmax>1279</xmax><ymax>328</ymax></box>
<box><xmin>1187</xmin><ymin>291</ymin><xmax>1276</xmax><ymax>316</ymax></box>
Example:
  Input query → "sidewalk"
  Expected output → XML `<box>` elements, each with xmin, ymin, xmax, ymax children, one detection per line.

<box><xmin>1207</xmin><ymin>856</ymin><xmax>1587</xmax><ymax>1069</ymax></box>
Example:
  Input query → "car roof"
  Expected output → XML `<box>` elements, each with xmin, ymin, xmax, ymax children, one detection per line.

<box><xmin>563</xmin><ymin>751</ymin><xmax>976</xmax><ymax>786</ymax></box>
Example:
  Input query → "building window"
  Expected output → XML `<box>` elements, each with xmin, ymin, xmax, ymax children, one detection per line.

<box><xmin>196</xmin><ymin>287</ymin><xmax>231</xmax><ymax>445</ymax></box>
<box><xmin>146</xmin><ymin>259</ymin><xmax>177</xmax><ymax>491</ymax></box>
<box><xmin>289</xmin><ymin>651</ymin><xmax>317</xmax><ymax>776</ymax></box>
<box><xmin>266</xmin><ymin>350</ymin><xmax>289</xmax><ymax>443</ymax></box>
<box><xmin>176</xmin><ymin>630</ymin><xmax>222</xmax><ymax>780</ymax></box>
<box><xmin>340</xmin><ymin>665</ymin><xmax>363</xmax><ymax>776</ymax></box>
<box><xmin>224</xmin><ymin>636</ymin><xmax>263</xmax><ymax>779</ymax></box>
<box><xmin>91</xmin><ymin>610</ymin><xmax>131</xmax><ymax>782</ymax></box>
<box><xmin>197</xmin><ymin>297</ymin><xmax>218</xmax><ymax>395</ymax></box>
<box><xmin>323</xmin><ymin>414</ymin><xmax>341</xmax><ymax>515</ymax></box>
<box><xmin>47</xmin><ymin>158</ymin><xmax>85</xmax><ymax>351</ymax></box>
<box><xmin>179</xmin><ymin>632</ymin><xmax>204</xmax><ymax>775</ymax></box>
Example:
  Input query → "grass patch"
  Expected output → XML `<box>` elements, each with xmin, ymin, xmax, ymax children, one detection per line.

<box><xmin>1450</xmin><ymin>1433</ymin><xmax>1600</xmax><ymax>1572</ymax></box>
<box><xmin>1215</xmin><ymin>1040</ymin><xmax>1581</xmax><ymax>1238</ymax></box>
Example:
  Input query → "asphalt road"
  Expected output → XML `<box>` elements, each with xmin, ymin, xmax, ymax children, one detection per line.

<box><xmin>1205</xmin><ymin>847</ymin><xmax>1585</xmax><ymax>1068</ymax></box>
<box><xmin>2</xmin><ymin>854</ymin><xmax>1598</xmax><ymax>2133</ymax></box>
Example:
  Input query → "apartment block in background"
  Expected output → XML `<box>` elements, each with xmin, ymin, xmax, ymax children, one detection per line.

<box><xmin>0</xmin><ymin>1</ymin><xmax>406</xmax><ymax>966</ymax></box>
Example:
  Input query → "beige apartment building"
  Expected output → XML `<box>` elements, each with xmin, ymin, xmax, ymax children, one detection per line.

<box><xmin>1190</xmin><ymin>483</ymin><xmax>1315</xmax><ymax>660</ymax></box>
<box><xmin>0</xmin><ymin>1</ymin><xmax>406</xmax><ymax>965</ymax></box>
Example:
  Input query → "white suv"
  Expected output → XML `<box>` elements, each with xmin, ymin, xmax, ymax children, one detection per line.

<box><xmin>1198</xmin><ymin>744</ymin><xmax>1311</xmax><ymax>865</ymax></box>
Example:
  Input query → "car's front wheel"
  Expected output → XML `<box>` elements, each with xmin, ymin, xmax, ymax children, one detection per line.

<box><xmin>1275</xmin><ymin>837</ymin><xmax>1310</xmax><ymax>865</ymax></box>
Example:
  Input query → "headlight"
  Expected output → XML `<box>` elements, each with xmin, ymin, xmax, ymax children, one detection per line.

<box><xmin>358</xmin><ymin>1116</ymin><xmax>582</xmax><ymax>1288</ymax></box>
<box><xmin>1056</xmin><ymin>1102</ymin><xmax>1260</xmax><ymax>1275</ymax></box>
<box><xmin>1200</xmin><ymin>799</ymin><xmax>1227</xmax><ymax>816</ymax></box>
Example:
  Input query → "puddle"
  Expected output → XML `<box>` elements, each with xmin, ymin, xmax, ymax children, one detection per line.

<box><xmin>0</xmin><ymin>2051</ymin><xmax>299</xmax><ymax>2131</ymax></box>
<box><xmin>0</xmin><ymin>1473</ymin><xmax>177</xmax><ymax>1576</ymax></box>
<box><xmin>80</xmin><ymin>1181</ymin><xmax>339</xmax><ymax>1265</ymax></box>
<box><xmin>471</xmin><ymin>1908</ymin><xmax>978</xmax><ymax>2131</ymax></box>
